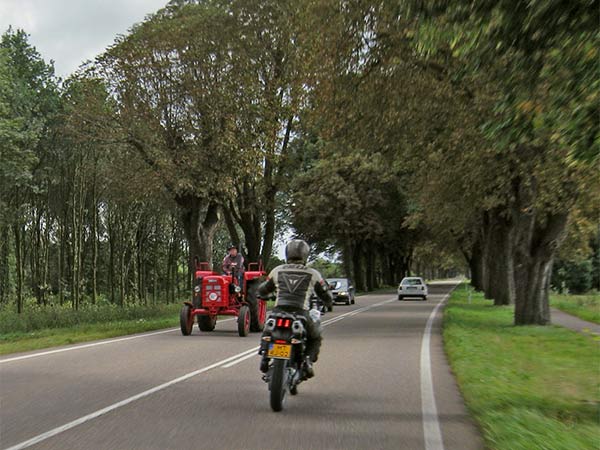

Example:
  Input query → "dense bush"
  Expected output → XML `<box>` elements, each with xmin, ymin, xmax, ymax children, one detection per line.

<box><xmin>0</xmin><ymin>302</ymin><xmax>180</xmax><ymax>334</ymax></box>
<box><xmin>551</xmin><ymin>259</ymin><xmax>593</xmax><ymax>294</ymax></box>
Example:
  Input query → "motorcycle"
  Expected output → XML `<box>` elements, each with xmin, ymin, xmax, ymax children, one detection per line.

<box><xmin>260</xmin><ymin>306</ymin><xmax>321</xmax><ymax>411</ymax></box>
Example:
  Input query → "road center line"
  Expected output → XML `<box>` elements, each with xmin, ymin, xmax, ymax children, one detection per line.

<box><xmin>223</xmin><ymin>298</ymin><xmax>396</xmax><ymax>368</ymax></box>
<box><xmin>4</xmin><ymin>296</ymin><xmax>398</xmax><ymax>449</ymax></box>
<box><xmin>420</xmin><ymin>289</ymin><xmax>455</xmax><ymax>450</ymax></box>
<box><xmin>2</xmin><ymin>345</ymin><xmax>259</xmax><ymax>450</ymax></box>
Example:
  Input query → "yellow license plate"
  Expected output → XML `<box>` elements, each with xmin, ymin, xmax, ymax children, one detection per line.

<box><xmin>268</xmin><ymin>343</ymin><xmax>292</xmax><ymax>359</ymax></box>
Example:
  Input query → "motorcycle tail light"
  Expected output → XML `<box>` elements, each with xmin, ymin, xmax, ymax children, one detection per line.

<box><xmin>276</xmin><ymin>318</ymin><xmax>291</xmax><ymax>328</ymax></box>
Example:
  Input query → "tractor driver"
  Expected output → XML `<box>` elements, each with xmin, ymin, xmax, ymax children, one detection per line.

<box><xmin>222</xmin><ymin>244</ymin><xmax>245</xmax><ymax>287</ymax></box>
<box><xmin>258</xmin><ymin>239</ymin><xmax>333</xmax><ymax>378</ymax></box>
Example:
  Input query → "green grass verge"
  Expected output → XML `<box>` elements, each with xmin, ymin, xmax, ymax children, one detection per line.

<box><xmin>0</xmin><ymin>314</ymin><xmax>180</xmax><ymax>355</ymax></box>
<box><xmin>550</xmin><ymin>293</ymin><xmax>600</xmax><ymax>324</ymax></box>
<box><xmin>444</xmin><ymin>285</ymin><xmax>600</xmax><ymax>450</ymax></box>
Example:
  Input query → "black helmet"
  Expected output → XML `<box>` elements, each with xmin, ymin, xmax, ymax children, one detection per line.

<box><xmin>227</xmin><ymin>243</ymin><xmax>238</xmax><ymax>251</ymax></box>
<box><xmin>285</xmin><ymin>239</ymin><xmax>310</xmax><ymax>264</ymax></box>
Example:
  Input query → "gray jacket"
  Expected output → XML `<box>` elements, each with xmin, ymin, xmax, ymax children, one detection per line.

<box><xmin>258</xmin><ymin>263</ymin><xmax>332</xmax><ymax>310</ymax></box>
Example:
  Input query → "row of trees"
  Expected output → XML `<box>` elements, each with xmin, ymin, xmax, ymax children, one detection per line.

<box><xmin>287</xmin><ymin>0</ymin><xmax>598</xmax><ymax>323</ymax></box>
<box><xmin>0</xmin><ymin>29</ymin><xmax>207</xmax><ymax>312</ymax></box>
<box><xmin>1</xmin><ymin>0</ymin><xmax>597</xmax><ymax>326</ymax></box>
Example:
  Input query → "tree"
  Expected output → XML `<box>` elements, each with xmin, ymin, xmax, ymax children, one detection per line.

<box><xmin>409</xmin><ymin>0</ymin><xmax>599</xmax><ymax>324</ymax></box>
<box><xmin>0</xmin><ymin>28</ymin><xmax>59</xmax><ymax>312</ymax></box>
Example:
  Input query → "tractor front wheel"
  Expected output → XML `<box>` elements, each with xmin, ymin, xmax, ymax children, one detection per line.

<box><xmin>180</xmin><ymin>304</ymin><xmax>193</xmax><ymax>336</ymax></box>
<box><xmin>238</xmin><ymin>305</ymin><xmax>251</xmax><ymax>337</ymax></box>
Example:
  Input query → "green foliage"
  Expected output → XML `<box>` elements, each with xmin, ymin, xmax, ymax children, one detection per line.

<box><xmin>0</xmin><ymin>28</ymin><xmax>58</xmax><ymax>214</ymax></box>
<box><xmin>551</xmin><ymin>259</ymin><xmax>593</xmax><ymax>294</ymax></box>
<box><xmin>307</xmin><ymin>258</ymin><xmax>344</xmax><ymax>279</ymax></box>
<box><xmin>0</xmin><ymin>301</ymin><xmax>181</xmax><ymax>334</ymax></box>
<box><xmin>266</xmin><ymin>255</ymin><xmax>285</xmax><ymax>273</ymax></box>
<box><xmin>445</xmin><ymin>285</ymin><xmax>600</xmax><ymax>450</ymax></box>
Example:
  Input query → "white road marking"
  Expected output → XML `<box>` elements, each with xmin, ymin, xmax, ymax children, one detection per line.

<box><xmin>420</xmin><ymin>289</ymin><xmax>455</xmax><ymax>450</ymax></box>
<box><xmin>3</xmin><ymin>295</ymin><xmax>399</xmax><ymax>449</ymax></box>
<box><xmin>222</xmin><ymin>350</ymin><xmax>260</xmax><ymax>368</ymax></box>
<box><xmin>222</xmin><ymin>298</ymin><xmax>396</xmax><ymax>368</ymax></box>
<box><xmin>3</xmin><ymin>345</ymin><xmax>258</xmax><ymax>450</ymax></box>
<box><xmin>1</xmin><ymin>318</ymin><xmax>236</xmax><ymax>364</ymax></box>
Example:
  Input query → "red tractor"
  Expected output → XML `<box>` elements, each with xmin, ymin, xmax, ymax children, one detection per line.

<box><xmin>180</xmin><ymin>259</ymin><xmax>268</xmax><ymax>337</ymax></box>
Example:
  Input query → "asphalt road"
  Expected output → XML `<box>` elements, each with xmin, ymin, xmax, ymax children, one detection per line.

<box><xmin>0</xmin><ymin>282</ymin><xmax>483</xmax><ymax>450</ymax></box>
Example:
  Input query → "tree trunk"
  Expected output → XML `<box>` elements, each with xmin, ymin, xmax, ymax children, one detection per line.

<box><xmin>480</xmin><ymin>212</ymin><xmax>494</xmax><ymax>299</ymax></box>
<box><xmin>342</xmin><ymin>241</ymin><xmax>354</xmax><ymax>281</ymax></box>
<box><xmin>91</xmin><ymin>175</ymin><xmax>98</xmax><ymax>305</ymax></box>
<box><xmin>511</xmin><ymin>179</ymin><xmax>569</xmax><ymax>325</ymax></box>
<box><xmin>465</xmin><ymin>238</ymin><xmax>484</xmax><ymax>292</ymax></box>
<box><xmin>13</xmin><ymin>222</ymin><xmax>24</xmax><ymax>314</ymax></box>
<box><xmin>485</xmin><ymin>211</ymin><xmax>515</xmax><ymax>306</ymax></box>
<box><xmin>352</xmin><ymin>242</ymin><xmax>366</xmax><ymax>292</ymax></box>
<box><xmin>0</xmin><ymin>225</ymin><xmax>10</xmax><ymax>305</ymax></box>
<box><xmin>365</xmin><ymin>245</ymin><xmax>374</xmax><ymax>292</ymax></box>
<box><xmin>178</xmin><ymin>197</ymin><xmax>220</xmax><ymax>272</ymax></box>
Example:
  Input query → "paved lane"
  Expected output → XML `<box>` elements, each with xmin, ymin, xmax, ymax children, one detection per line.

<box><xmin>0</xmin><ymin>283</ymin><xmax>482</xmax><ymax>450</ymax></box>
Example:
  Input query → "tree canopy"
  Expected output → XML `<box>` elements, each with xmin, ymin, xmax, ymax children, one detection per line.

<box><xmin>0</xmin><ymin>0</ymin><xmax>597</xmax><ymax>326</ymax></box>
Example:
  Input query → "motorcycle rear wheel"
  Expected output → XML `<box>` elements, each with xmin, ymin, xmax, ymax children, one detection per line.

<box><xmin>270</xmin><ymin>359</ymin><xmax>288</xmax><ymax>412</ymax></box>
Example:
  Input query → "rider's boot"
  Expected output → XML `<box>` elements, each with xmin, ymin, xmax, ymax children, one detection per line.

<box><xmin>259</xmin><ymin>356</ymin><xmax>269</xmax><ymax>373</ymax></box>
<box><xmin>302</xmin><ymin>356</ymin><xmax>314</xmax><ymax>379</ymax></box>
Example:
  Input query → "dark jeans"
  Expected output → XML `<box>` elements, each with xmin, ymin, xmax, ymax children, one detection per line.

<box><xmin>267</xmin><ymin>306</ymin><xmax>322</xmax><ymax>362</ymax></box>
<box><xmin>224</xmin><ymin>272</ymin><xmax>244</xmax><ymax>287</ymax></box>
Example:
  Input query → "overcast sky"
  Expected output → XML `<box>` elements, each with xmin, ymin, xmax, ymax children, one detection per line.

<box><xmin>0</xmin><ymin>0</ymin><xmax>167</xmax><ymax>78</ymax></box>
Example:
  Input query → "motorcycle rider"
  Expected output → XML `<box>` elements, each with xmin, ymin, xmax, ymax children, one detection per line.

<box><xmin>222</xmin><ymin>244</ymin><xmax>245</xmax><ymax>287</ymax></box>
<box><xmin>258</xmin><ymin>239</ymin><xmax>333</xmax><ymax>378</ymax></box>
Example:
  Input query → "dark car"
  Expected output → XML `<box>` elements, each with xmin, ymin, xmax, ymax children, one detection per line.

<box><xmin>326</xmin><ymin>278</ymin><xmax>355</xmax><ymax>305</ymax></box>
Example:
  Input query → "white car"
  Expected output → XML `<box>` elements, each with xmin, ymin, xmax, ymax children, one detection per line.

<box><xmin>398</xmin><ymin>277</ymin><xmax>428</xmax><ymax>301</ymax></box>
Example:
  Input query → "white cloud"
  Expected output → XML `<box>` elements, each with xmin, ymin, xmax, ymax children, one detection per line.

<box><xmin>0</xmin><ymin>0</ymin><xmax>167</xmax><ymax>78</ymax></box>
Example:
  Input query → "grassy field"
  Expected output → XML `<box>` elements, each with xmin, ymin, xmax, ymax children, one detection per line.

<box><xmin>0</xmin><ymin>300</ymin><xmax>278</xmax><ymax>356</ymax></box>
<box><xmin>550</xmin><ymin>293</ymin><xmax>600</xmax><ymax>324</ymax></box>
<box><xmin>444</xmin><ymin>285</ymin><xmax>599</xmax><ymax>450</ymax></box>
<box><xmin>0</xmin><ymin>301</ymin><xmax>183</xmax><ymax>355</ymax></box>
<box><xmin>0</xmin><ymin>315</ymin><xmax>180</xmax><ymax>355</ymax></box>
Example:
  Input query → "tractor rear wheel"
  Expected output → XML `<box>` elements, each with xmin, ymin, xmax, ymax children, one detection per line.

<box><xmin>238</xmin><ymin>305</ymin><xmax>250</xmax><ymax>337</ymax></box>
<box><xmin>198</xmin><ymin>315</ymin><xmax>217</xmax><ymax>332</ymax></box>
<box><xmin>247</xmin><ymin>283</ymin><xmax>264</xmax><ymax>332</ymax></box>
<box><xmin>180</xmin><ymin>304</ymin><xmax>193</xmax><ymax>336</ymax></box>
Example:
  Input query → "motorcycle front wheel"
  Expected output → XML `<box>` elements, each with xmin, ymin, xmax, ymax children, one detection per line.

<box><xmin>270</xmin><ymin>359</ymin><xmax>288</xmax><ymax>412</ymax></box>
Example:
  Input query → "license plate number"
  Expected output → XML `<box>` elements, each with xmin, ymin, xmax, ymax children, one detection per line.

<box><xmin>268</xmin><ymin>343</ymin><xmax>291</xmax><ymax>359</ymax></box>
